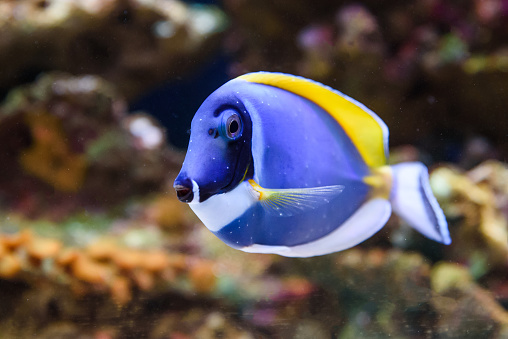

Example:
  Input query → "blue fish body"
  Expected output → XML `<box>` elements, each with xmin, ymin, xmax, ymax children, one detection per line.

<box><xmin>174</xmin><ymin>72</ymin><xmax>451</xmax><ymax>257</ymax></box>
<box><xmin>212</xmin><ymin>83</ymin><xmax>369</xmax><ymax>248</ymax></box>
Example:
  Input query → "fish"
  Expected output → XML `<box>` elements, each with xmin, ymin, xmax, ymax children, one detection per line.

<box><xmin>174</xmin><ymin>72</ymin><xmax>451</xmax><ymax>257</ymax></box>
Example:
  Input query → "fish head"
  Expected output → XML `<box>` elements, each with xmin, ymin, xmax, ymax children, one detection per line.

<box><xmin>174</xmin><ymin>92</ymin><xmax>252</xmax><ymax>204</ymax></box>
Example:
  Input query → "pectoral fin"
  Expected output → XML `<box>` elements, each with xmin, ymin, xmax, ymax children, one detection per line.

<box><xmin>248</xmin><ymin>179</ymin><xmax>345</xmax><ymax>217</ymax></box>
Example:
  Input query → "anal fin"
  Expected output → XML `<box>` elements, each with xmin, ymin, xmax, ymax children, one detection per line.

<box><xmin>241</xmin><ymin>198</ymin><xmax>392</xmax><ymax>257</ymax></box>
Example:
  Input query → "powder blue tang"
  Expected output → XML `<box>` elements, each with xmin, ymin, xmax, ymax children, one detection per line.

<box><xmin>174</xmin><ymin>72</ymin><xmax>451</xmax><ymax>257</ymax></box>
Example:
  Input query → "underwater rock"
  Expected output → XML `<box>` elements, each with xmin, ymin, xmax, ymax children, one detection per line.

<box><xmin>0</xmin><ymin>0</ymin><xmax>227</xmax><ymax>100</ymax></box>
<box><xmin>428</xmin><ymin>160</ymin><xmax>508</xmax><ymax>318</ymax></box>
<box><xmin>1</xmin><ymin>1</ymin><xmax>507</xmax><ymax>337</ymax></box>
<box><xmin>3</xmin><ymin>240</ymin><xmax>508</xmax><ymax>338</ymax></box>
<box><xmin>1</xmin><ymin>165</ymin><xmax>508</xmax><ymax>337</ymax></box>
<box><xmin>0</xmin><ymin>224</ymin><xmax>271</xmax><ymax>337</ymax></box>
<box><xmin>290</xmin><ymin>248</ymin><xmax>508</xmax><ymax>338</ymax></box>
<box><xmin>430</xmin><ymin>161</ymin><xmax>508</xmax><ymax>271</ymax></box>
<box><xmin>148</xmin><ymin>310</ymin><xmax>259</xmax><ymax>339</ymax></box>
<box><xmin>431</xmin><ymin>263</ymin><xmax>508</xmax><ymax>338</ymax></box>
<box><xmin>0</xmin><ymin>72</ymin><xmax>183</xmax><ymax>218</ymax></box>
<box><xmin>0</xmin><ymin>277</ymin><xmax>260</xmax><ymax>338</ymax></box>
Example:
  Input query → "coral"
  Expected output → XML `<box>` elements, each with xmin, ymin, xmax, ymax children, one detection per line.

<box><xmin>431</xmin><ymin>263</ymin><xmax>508</xmax><ymax>337</ymax></box>
<box><xmin>287</xmin><ymin>249</ymin><xmax>508</xmax><ymax>338</ymax></box>
<box><xmin>0</xmin><ymin>228</ymin><xmax>216</xmax><ymax>304</ymax></box>
<box><xmin>0</xmin><ymin>0</ymin><xmax>227</xmax><ymax>100</ymax></box>
<box><xmin>0</xmin><ymin>213</ymin><xmax>304</xmax><ymax>338</ymax></box>
<box><xmin>430</xmin><ymin>161</ymin><xmax>508</xmax><ymax>270</ymax></box>
<box><xmin>149</xmin><ymin>311</ymin><xmax>259</xmax><ymax>339</ymax></box>
<box><xmin>1</xmin><ymin>2</ymin><xmax>508</xmax><ymax>337</ymax></box>
<box><xmin>19</xmin><ymin>112</ymin><xmax>87</xmax><ymax>192</ymax></box>
<box><xmin>0</xmin><ymin>73</ymin><xmax>183</xmax><ymax>218</ymax></box>
<box><xmin>3</xmin><ymin>148</ymin><xmax>508</xmax><ymax>337</ymax></box>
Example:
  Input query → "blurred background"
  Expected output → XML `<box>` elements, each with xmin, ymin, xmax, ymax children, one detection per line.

<box><xmin>0</xmin><ymin>0</ymin><xmax>507</xmax><ymax>338</ymax></box>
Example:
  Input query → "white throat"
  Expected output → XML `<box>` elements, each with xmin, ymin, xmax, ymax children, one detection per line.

<box><xmin>189</xmin><ymin>181</ymin><xmax>258</xmax><ymax>232</ymax></box>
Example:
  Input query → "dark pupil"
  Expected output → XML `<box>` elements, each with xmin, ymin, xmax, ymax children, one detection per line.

<box><xmin>229</xmin><ymin>120</ymin><xmax>239</xmax><ymax>134</ymax></box>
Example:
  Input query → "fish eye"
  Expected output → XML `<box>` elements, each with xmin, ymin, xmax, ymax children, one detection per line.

<box><xmin>219</xmin><ymin>109</ymin><xmax>243</xmax><ymax>140</ymax></box>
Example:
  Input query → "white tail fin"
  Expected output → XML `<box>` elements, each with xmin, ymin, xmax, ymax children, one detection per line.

<box><xmin>390</xmin><ymin>162</ymin><xmax>451</xmax><ymax>244</ymax></box>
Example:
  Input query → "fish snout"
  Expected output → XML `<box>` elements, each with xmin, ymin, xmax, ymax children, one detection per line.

<box><xmin>174</xmin><ymin>177</ymin><xmax>194</xmax><ymax>203</ymax></box>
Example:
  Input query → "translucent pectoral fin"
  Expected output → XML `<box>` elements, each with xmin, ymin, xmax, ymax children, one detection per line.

<box><xmin>248</xmin><ymin>179</ymin><xmax>344</xmax><ymax>217</ymax></box>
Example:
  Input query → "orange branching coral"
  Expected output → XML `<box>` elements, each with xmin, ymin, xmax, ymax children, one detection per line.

<box><xmin>0</xmin><ymin>230</ymin><xmax>217</xmax><ymax>305</ymax></box>
<box><xmin>0</xmin><ymin>254</ymin><xmax>22</xmax><ymax>278</ymax></box>
<box><xmin>19</xmin><ymin>111</ymin><xmax>87</xmax><ymax>192</ymax></box>
<box><xmin>71</xmin><ymin>254</ymin><xmax>114</xmax><ymax>285</ymax></box>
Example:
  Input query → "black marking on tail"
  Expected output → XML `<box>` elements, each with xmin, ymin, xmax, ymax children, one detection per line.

<box><xmin>419</xmin><ymin>173</ymin><xmax>441</xmax><ymax>237</ymax></box>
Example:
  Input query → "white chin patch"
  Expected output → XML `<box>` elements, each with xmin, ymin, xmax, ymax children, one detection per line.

<box><xmin>188</xmin><ymin>179</ymin><xmax>200</xmax><ymax>204</ymax></box>
<box><xmin>188</xmin><ymin>181</ymin><xmax>258</xmax><ymax>232</ymax></box>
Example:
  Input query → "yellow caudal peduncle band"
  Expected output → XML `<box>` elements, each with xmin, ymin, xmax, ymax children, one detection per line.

<box><xmin>238</xmin><ymin>72</ymin><xmax>388</xmax><ymax>168</ymax></box>
<box><xmin>363</xmin><ymin>166</ymin><xmax>393</xmax><ymax>199</ymax></box>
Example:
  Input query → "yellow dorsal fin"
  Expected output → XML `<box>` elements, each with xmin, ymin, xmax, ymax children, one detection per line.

<box><xmin>238</xmin><ymin>72</ymin><xmax>389</xmax><ymax>168</ymax></box>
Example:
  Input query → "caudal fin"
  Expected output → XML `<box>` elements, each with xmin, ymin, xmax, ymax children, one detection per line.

<box><xmin>390</xmin><ymin>162</ymin><xmax>451</xmax><ymax>245</ymax></box>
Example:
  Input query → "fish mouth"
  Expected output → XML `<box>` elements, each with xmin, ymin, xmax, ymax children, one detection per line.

<box><xmin>174</xmin><ymin>175</ymin><xmax>197</xmax><ymax>203</ymax></box>
<box><xmin>175</xmin><ymin>184</ymin><xmax>193</xmax><ymax>203</ymax></box>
